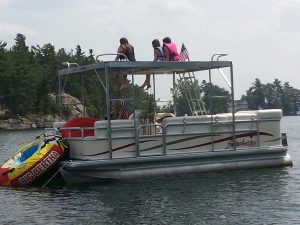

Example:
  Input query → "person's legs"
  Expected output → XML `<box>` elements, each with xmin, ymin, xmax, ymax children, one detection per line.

<box><xmin>113</xmin><ymin>72</ymin><xmax>120</xmax><ymax>91</ymax></box>
<box><xmin>141</xmin><ymin>74</ymin><xmax>151</xmax><ymax>89</ymax></box>
<box><xmin>118</xmin><ymin>72</ymin><xmax>128</xmax><ymax>90</ymax></box>
<box><xmin>122</xmin><ymin>74</ymin><xmax>128</xmax><ymax>88</ymax></box>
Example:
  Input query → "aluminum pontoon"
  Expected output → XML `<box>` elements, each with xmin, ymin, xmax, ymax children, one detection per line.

<box><xmin>55</xmin><ymin>58</ymin><xmax>292</xmax><ymax>184</ymax></box>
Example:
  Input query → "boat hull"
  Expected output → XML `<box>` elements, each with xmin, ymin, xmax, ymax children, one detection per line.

<box><xmin>60</xmin><ymin>146</ymin><xmax>292</xmax><ymax>184</ymax></box>
<box><xmin>0</xmin><ymin>135</ymin><xmax>68</xmax><ymax>187</ymax></box>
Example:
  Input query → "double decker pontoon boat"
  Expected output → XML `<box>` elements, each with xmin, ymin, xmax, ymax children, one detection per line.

<box><xmin>54</xmin><ymin>55</ymin><xmax>292</xmax><ymax>184</ymax></box>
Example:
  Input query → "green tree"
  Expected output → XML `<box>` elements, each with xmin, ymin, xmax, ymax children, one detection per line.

<box><xmin>263</xmin><ymin>83</ymin><xmax>274</xmax><ymax>108</ymax></box>
<box><xmin>0</xmin><ymin>41</ymin><xmax>7</xmax><ymax>109</ymax></box>
<box><xmin>245</xmin><ymin>78</ymin><xmax>265</xmax><ymax>109</ymax></box>
<box><xmin>272</xmin><ymin>79</ymin><xmax>283</xmax><ymax>108</ymax></box>
<box><xmin>4</xmin><ymin>34</ymin><xmax>37</xmax><ymax>115</ymax></box>
<box><xmin>282</xmin><ymin>82</ymin><xmax>298</xmax><ymax>115</ymax></box>
<box><xmin>32</xmin><ymin>43</ymin><xmax>58</xmax><ymax>114</ymax></box>
<box><xmin>173</xmin><ymin>79</ymin><xmax>229</xmax><ymax>116</ymax></box>
<box><xmin>244</xmin><ymin>78</ymin><xmax>300</xmax><ymax>115</ymax></box>
<box><xmin>202</xmin><ymin>80</ymin><xmax>230</xmax><ymax>114</ymax></box>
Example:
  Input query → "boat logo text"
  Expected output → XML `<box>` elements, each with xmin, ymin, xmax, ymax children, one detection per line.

<box><xmin>226</xmin><ymin>138</ymin><xmax>256</xmax><ymax>149</ymax></box>
<box><xmin>18</xmin><ymin>150</ymin><xmax>61</xmax><ymax>185</ymax></box>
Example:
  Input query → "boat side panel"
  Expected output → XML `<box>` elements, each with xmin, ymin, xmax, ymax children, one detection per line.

<box><xmin>66</xmin><ymin>109</ymin><xmax>283</xmax><ymax>160</ymax></box>
<box><xmin>68</xmin><ymin>135</ymin><xmax>165</xmax><ymax>160</ymax></box>
<box><xmin>138</xmin><ymin>136</ymin><xmax>164</xmax><ymax>156</ymax></box>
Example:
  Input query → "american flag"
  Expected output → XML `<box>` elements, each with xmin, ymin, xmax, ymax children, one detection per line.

<box><xmin>180</xmin><ymin>43</ymin><xmax>190</xmax><ymax>61</ymax></box>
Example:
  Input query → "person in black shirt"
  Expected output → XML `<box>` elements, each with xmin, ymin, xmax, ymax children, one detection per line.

<box><xmin>115</xmin><ymin>38</ymin><xmax>136</xmax><ymax>90</ymax></box>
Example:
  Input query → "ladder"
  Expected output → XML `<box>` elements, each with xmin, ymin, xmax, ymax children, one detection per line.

<box><xmin>177</xmin><ymin>72</ymin><xmax>207</xmax><ymax>116</ymax></box>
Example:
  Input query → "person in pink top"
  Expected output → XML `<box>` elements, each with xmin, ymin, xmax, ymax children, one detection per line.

<box><xmin>162</xmin><ymin>37</ymin><xmax>181</xmax><ymax>61</ymax></box>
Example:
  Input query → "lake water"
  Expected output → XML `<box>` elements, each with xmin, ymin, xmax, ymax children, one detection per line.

<box><xmin>0</xmin><ymin>116</ymin><xmax>299</xmax><ymax>225</ymax></box>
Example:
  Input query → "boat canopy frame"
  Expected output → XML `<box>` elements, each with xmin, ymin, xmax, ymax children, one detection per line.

<box><xmin>58</xmin><ymin>60</ymin><xmax>232</xmax><ymax>76</ymax></box>
<box><xmin>57</xmin><ymin>59</ymin><xmax>236</xmax><ymax>158</ymax></box>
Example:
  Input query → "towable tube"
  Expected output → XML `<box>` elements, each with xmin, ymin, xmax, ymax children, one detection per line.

<box><xmin>0</xmin><ymin>134</ymin><xmax>68</xmax><ymax>187</ymax></box>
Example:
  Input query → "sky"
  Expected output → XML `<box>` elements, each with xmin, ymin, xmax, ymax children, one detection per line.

<box><xmin>0</xmin><ymin>0</ymin><xmax>299</xmax><ymax>101</ymax></box>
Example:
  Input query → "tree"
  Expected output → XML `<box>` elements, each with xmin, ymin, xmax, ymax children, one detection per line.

<box><xmin>282</xmin><ymin>82</ymin><xmax>298</xmax><ymax>115</ymax></box>
<box><xmin>245</xmin><ymin>78</ymin><xmax>265</xmax><ymax>109</ymax></box>
<box><xmin>272</xmin><ymin>79</ymin><xmax>283</xmax><ymax>108</ymax></box>
<box><xmin>263</xmin><ymin>83</ymin><xmax>275</xmax><ymax>108</ymax></box>
<box><xmin>0</xmin><ymin>41</ymin><xmax>7</xmax><ymax>56</ymax></box>
<box><xmin>244</xmin><ymin>78</ymin><xmax>300</xmax><ymax>115</ymax></box>
<box><xmin>201</xmin><ymin>80</ymin><xmax>230</xmax><ymax>114</ymax></box>
<box><xmin>12</xmin><ymin>33</ymin><xmax>29</xmax><ymax>53</ymax></box>
<box><xmin>172</xmin><ymin>79</ymin><xmax>229</xmax><ymax>116</ymax></box>
<box><xmin>31</xmin><ymin>44</ymin><xmax>56</xmax><ymax>114</ymax></box>
<box><xmin>5</xmin><ymin>34</ymin><xmax>37</xmax><ymax>115</ymax></box>
<box><xmin>0</xmin><ymin>41</ymin><xmax>7</xmax><ymax>109</ymax></box>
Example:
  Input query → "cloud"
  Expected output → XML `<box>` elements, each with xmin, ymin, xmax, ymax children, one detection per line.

<box><xmin>0</xmin><ymin>0</ymin><xmax>9</xmax><ymax>6</ymax></box>
<box><xmin>274</xmin><ymin>0</ymin><xmax>300</xmax><ymax>32</ymax></box>
<box><xmin>0</xmin><ymin>23</ymin><xmax>40</xmax><ymax>45</ymax></box>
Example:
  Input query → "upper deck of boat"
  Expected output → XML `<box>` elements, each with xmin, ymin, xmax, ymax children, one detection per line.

<box><xmin>58</xmin><ymin>60</ymin><xmax>232</xmax><ymax>76</ymax></box>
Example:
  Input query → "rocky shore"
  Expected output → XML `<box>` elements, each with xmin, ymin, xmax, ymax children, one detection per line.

<box><xmin>0</xmin><ymin>92</ymin><xmax>85</xmax><ymax>130</ymax></box>
<box><xmin>0</xmin><ymin>114</ymin><xmax>60</xmax><ymax>130</ymax></box>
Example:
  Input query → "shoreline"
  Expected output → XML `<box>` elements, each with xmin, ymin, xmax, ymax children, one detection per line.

<box><xmin>0</xmin><ymin>115</ymin><xmax>61</xmax><ymax>130</ymax></box>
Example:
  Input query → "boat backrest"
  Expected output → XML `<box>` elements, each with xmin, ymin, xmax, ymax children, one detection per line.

<box><xmin>235</xmin><ymin>109</ymin><xmax>282</xmax><ymax>120</ymax></box>
<box><xmin>214</xmin><ymin>113</ymin><xmax>229</xmax><ymax>122</ymax></box>
<box><xmin>161</xmin><ymin>109</ymin><xmax>282</xmax><ymax>135</ymax></box>
<box><xmin>256</xmin><ymin>109</ymin><xmax>282</xmax><ymax>119</ymax></box>
<box><xmin>155</xmin><ymin>113</ymin><xmax>175</xmax><ymax>123</ymax></box>
<box><xmin>94</xmin><ymin>120</ymin><xmax>135</xmax><ymax>138</ymax></box>
<box><xmin>162</xmin><ymin>115</ymin><xmax>212</xmax><ymax>134</ymax></box>
<box><xmin>234</xmin><ymin>112</ymin><xmax>256</xmax><ymax>121</ymax></box>
<box><xmin>53</xmin><ymin>121</ymin><xmax>66</xmax><ymax>129</ymax></box>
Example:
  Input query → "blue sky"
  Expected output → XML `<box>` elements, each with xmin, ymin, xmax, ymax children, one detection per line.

<box><xmin>1</xmin><ymin>0</ymin><xmax>299</xmax><ymax>101</ymax></box>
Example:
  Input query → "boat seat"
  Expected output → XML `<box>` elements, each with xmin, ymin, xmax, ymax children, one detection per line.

<box><xmin>94</xmin><ymin>120</ymin><xmax>135</xmax><ymax>138</ymax></box>
<box><xmin>162</xmin><ymin>115</ymin><xmax>212</xmax><ymax>134</ymax></box>
<box><xmin>214</xmin><ymin>114</ymin><xmax>229</xmax><ymax>122</ymax></box>
<box><xmin>155</xmin><ymin>113</ymin><xmax>175</xmax><ymax>123</ymax></box>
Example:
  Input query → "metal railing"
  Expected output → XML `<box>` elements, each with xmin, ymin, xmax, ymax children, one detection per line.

<box><xmin>51</xmin><ymin>116</ymin><xmax>267</xmax><ymax>159</ymax></box>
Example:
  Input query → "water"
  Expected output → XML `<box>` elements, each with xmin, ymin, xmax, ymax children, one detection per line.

<box><xmin>0</xmin><ymin>117</ymin><xmax>299</xmax><ymax>225</ymax></box>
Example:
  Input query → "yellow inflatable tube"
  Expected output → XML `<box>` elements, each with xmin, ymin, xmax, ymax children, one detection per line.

<box><xmin>0</xmin><ymin>134</ymin><xmax>68</xmax><ymax>187</ymax></box>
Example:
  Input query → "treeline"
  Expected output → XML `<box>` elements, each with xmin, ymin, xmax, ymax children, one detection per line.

<box><xmin>0</xmin><ymin>33</ymin><xmax>151</xmax><ymax>119</ymax></box>
<box><xmin>0</xmin><ymin>34</ymin><xmax>299</xmax><ymax>119</ymax></box>
<box><xmin>165</xmin><ymin>77</ymin><xmax>300</xmax><ymax>117</ymax></box>
<box><xmin>242</xmin><ymin>78</ymin><xmax>300</xmax><ymax>115</ymax></box>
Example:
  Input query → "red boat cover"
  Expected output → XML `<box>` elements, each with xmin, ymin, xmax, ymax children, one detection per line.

<box><xmin>61</xmin><ymin>117</ymin><xmax>96</xmax><ymax>138</ymax></box>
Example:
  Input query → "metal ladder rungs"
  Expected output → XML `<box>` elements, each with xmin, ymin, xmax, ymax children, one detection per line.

<box><xmin>178</xmin><ymin>72</ymin><xmax>207</xmax><ymax>116</ymax></box>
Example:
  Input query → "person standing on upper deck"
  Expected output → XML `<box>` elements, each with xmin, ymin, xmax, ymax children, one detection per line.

<box><xmin>115</xmin><ymin>37</ymin><xmax>136</xmax><ymax>90</ymax></box>
<box><xmin>141</xmin><ymin>39</ymin><xmax>165</xmax><ymax>90</ymax></box>
<box><xmin>162</xmin><ymin>37</ymin><xmax>180</xmax><ymax>61</ymax></box>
